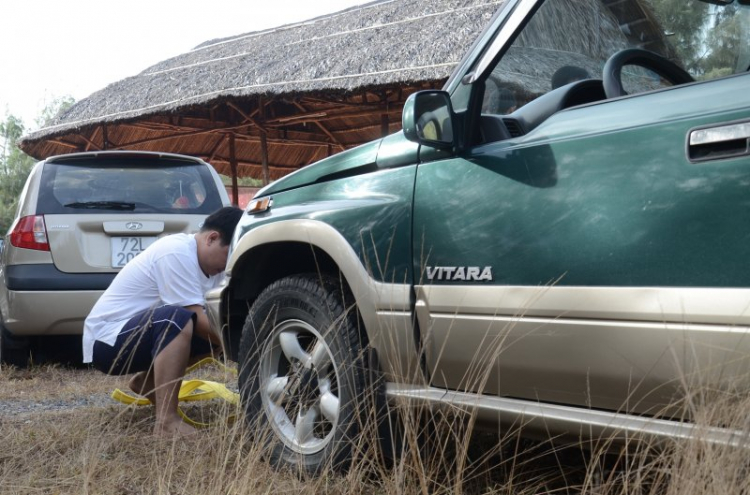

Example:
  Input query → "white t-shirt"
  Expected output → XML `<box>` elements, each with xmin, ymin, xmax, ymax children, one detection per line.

<box><xmin>82</xmin><ymin>233</ymin><xmax>221</xmax><ymax>363</ymax></box>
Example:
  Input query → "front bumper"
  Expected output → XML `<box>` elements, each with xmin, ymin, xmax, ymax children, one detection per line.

<box><xmin>205</xmin><ymin>285</ymin><xmax>225</xmax><ymax>341</ymax></box>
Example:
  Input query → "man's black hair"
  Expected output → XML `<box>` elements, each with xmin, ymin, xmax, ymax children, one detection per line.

<box><xmin>201</xmin><ymin>206</ymin><xmax>244</xmax><ymax>245</ymax></box>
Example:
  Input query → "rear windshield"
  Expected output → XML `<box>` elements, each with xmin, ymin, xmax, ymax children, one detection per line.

<box><xmin>37</xmin><ymin>158</ymin><xmax>225</xmax><ymax>214</ymax></box>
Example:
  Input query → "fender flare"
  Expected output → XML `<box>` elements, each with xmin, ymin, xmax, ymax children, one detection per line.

<box><xmin>228</xmin><ymin>219</ymin><xmax>412</xmax><ymax>349</ymax></box>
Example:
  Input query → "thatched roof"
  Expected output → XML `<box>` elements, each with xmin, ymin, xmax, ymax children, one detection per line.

<box><xmin>20</xmin><ymin>0</ymin><xmax>502</xmax><ymax>181</ymax></box>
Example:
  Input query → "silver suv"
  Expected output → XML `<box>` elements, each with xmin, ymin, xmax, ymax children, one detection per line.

<box><xmin>0</xmin><ymin>151</ymin><xmax>230</xmax><ymax>366</ymax></box>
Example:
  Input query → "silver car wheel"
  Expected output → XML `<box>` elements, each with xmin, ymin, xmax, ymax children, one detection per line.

<box><xmin>260</xmin><ymin>319</ymin><xmax>340</xmax><ymax>455</ymax></box>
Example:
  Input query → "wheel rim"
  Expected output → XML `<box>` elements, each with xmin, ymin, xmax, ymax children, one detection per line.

<box><xmin>260</xmin><ymin>319</ymin><xmax>340</xmax><ymax>455</ymax></box>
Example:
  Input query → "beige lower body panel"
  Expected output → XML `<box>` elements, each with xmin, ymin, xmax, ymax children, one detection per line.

<box><xmin>416</xmin><ymin>285</ymin><xmax>750</xmax><ymax>417</ymax></box>
<box><xmin>374</xmin><ymin>309</ymin><xmax>422</xmax><ymax>382</ymax></box>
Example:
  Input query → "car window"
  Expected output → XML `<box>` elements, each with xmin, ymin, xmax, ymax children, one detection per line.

<box><xmin>37</xmin><ymin>160</ymin><xmax>224</xmax><ymax>214</ymax></box>
<box><xmin>481</xmin><ymin>0</ymin><xmax>750</xmax><ymax>114</ymax></box>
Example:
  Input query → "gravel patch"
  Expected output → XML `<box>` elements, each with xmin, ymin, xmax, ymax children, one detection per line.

<box><xmin>0</xmin><ymin>393</ymin><xmax>117</xmax><ymax>418</ymax></box>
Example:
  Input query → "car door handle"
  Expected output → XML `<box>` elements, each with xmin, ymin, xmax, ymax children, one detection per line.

<box><xmin>688</xmin><ymin>121</ymin><xmax>750</xmax><ymax>162</ymax></box>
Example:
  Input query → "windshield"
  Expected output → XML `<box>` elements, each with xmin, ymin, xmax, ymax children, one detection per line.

<box><xmin>481</xmin><ymin>0</ymin><xmax>750</xmax><ymax>113</ymax></box>
<box><xmin>38</xmin><ymin>160</ymin><xmax>224</xmax><ymax>214</ymax></box>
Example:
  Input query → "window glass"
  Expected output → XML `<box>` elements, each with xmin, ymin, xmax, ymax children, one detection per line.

<box><xmin>38</xmin><ymin>160</ymin><xmax>223</xmax><ymax>214</ymax></box>
<box><xmin>481</xmin><ymin>0</ymin><xmax>750</xmax><ymax>114</ymax></box>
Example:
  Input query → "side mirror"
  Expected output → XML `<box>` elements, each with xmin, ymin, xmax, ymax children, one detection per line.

<box><xmin>402</xmin><ymin>90</ymin><xmax>456</xmax><ymax>149</ymax></box>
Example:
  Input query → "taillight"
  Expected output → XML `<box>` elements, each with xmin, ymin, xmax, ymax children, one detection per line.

<box><xmin>10</xmin><ymin>215</ymin><xmax>50</xmax><ymax>251</ymax></box>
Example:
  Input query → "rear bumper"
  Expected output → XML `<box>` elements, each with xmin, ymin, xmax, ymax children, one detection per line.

<box><xmin>2</xmin><ymin>289</ymin><xmax>104</xmax><ymax>336</ymax></box>
<box><xmin>2</xmin><ymin>264</ymin><xmax>115</xmax><ymax>336</ymax></box>
<box><xmin>5</xmin><ymin>264</ymin><xmax>115</xmax><ymax>291</ymax></box>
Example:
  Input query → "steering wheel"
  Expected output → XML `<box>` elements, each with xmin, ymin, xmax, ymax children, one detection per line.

<box><xmin>602</xmin><ymin>48</ymin><xmax>694</xmax><ymax>98</ymax></box>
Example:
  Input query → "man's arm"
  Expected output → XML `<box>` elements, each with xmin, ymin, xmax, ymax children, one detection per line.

<box><xmin>184</xmin><ymin>304</ymin><xmax>221</xmax><ymax>346</ymax></box>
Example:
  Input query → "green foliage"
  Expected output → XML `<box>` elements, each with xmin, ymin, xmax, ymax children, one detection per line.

<box><xmin>0</xmin><ymin>115</ymin><xmax>35</xmax><ymax>234</ymax></box>
<box><xmin>0</xmin><ymin>96</ymin><xmax>75</xmax><ymax>234</ymax></box>
<box><xmin>651</xmin><ymin>0</ymin><xmax>744</xmax><ymax>78</ymax></box>
<box><xmin>702</xmin><ymin>5</ymin><xmax>743</xmax><ymax>77</ymax></box>
<box><xmin>651</xmin><ymin>0</ymin><xmax>708</xmax><ymax>74</ymax></box>
<box><xmin>35</xmin><ymin>95</ymin><xmax>75</xmax><ymax>129</ymax></box>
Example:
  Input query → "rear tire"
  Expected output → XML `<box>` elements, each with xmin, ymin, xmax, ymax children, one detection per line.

<box><xmin>238</xmin><ymin>274</ymin><xmax>368</xmax><ymax>475</ymax></box>
<box><xmin>0</xmin><ymin>323</ymin><xmax>31</xmax><ymax>368</ymax></box>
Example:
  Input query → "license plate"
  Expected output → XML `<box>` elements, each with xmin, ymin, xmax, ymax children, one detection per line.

<box><xmin>111</xmin><ymin>236</ymin><xmax>156</xmax><ymax>268</ymax></box>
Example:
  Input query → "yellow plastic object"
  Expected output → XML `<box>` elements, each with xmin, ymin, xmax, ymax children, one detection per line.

<box><xmin>110</xmin><ymin>358</ymin><xmax>240</xmax><ymax>428</ymax></box>
<box><xmin>111</xmin><ymin>388</ymin><xmax>151</xmax><ymax>406</ymax></box>
<box><xmin>186</xmin><ymin>357</ymin><xmax>238</xmax><ymax>376</ymax></box>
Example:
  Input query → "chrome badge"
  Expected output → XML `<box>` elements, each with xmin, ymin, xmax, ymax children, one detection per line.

<box><xmin>426</xmin><ymin>266</ymin><xmax>493</xmax><ymax>281</ymax></box>
<box><xmin>125</xmin><ymin>222</ymin><xmax>143</xmax><ymax>231</ymax></box>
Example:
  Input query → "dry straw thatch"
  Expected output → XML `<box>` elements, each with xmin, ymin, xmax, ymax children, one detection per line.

<box><xmin>20</xmin><ymin>0</ymin><xmax>503</xmax><ymax>181</ymax></box>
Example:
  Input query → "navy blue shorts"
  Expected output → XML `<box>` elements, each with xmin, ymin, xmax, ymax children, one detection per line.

<box><xmin>92</xmin><ymin>305</ymin><xmax>213</xmax><ymax>375</ymax></box>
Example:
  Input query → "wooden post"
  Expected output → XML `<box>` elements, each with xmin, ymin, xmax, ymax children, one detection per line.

<box><xmin>102</xmin><ymin>125</ymin><xmax>109</xmax><ymax>150</ymax></box>
<box><xmin>260</xmin><ymin>130</ymin><xmax>270</xmax><ymax>186</ymax></box>
<box><xmin>381</xmin><ymin>93</ymin><xmax>390</xmax><ymax>137</ymax></box>
<box><xmin>229</xmin><ymin>133</ymin><xmax>239</xmax><ymax>206</ymax></box>
<box><xmin>259</xmin><ymin>96</ymin><xmax>270</xmax><ymax>185</ymax></box>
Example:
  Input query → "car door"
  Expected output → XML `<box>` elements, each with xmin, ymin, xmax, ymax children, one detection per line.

<box><xmin>412</xmin><ymin>0</ymin><xmax>750</xmax><ymax>417</ymax></box>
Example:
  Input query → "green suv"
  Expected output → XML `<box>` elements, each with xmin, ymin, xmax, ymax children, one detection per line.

<box><xmin>207</xmin><ymin>0</ymin><xmax>750</xmax><ymax>473</ymax></box>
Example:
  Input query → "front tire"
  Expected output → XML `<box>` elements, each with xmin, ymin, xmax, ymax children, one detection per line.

<box><xmin>238</xmin><ymin>274</ymin><xmax>368</xmax><ymax>474</ymax></box>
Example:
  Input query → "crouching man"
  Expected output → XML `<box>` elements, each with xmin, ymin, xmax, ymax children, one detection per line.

<box><xmin>83</xmin><ymin>206</ymin><xmax>243</xmax><ymax>437</ymax></box>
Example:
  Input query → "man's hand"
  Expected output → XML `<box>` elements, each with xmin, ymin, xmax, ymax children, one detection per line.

<box><xmin>184</xmin><ymin>304</ymin><xmax>221</xmax><ymax>346</ymax></box>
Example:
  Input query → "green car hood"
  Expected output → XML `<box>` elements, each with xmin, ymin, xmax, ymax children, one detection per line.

<box><xmin>256</xmin><ymin>139</ymin><xmax>383</xmax><ymax>197</ymax></box>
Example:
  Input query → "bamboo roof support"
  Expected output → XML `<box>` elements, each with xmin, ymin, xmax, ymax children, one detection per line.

<box><xmin>227</xmin><ymin>102</ymin><xmax>266</xmax><ymax>132</ymax></box>
<box><xmin>117</xmin><ymin>119</ymin><xmax>326</xmax><ymax>145</ymax></box>
<box><xmin>259</xmin><ymin>96</ymin><xmax>270</xmax><ymax>185</ymax></box>
<box><xmin>208</xmin><ymin>134</ymin><xmax>227</xmax><ymax>162</ymax></box>
<box><xmin>83</xmin><ymin>127</ymin><xmax>102</xmax><ymax>152</ymax></box>
<box><xmin>110</xmin><ymin>122</ymin><xmax>257</xmax><ymax>148</ymax></box>
<box><xmin>264</xmin><ymin>106</ymin><xmax>401</xmax><ymax>126</ymax></box>
<box><xmin>229</xmin><ymin>133</ymin><xmax>239</xmax><ymax>205</ymax></box>
<box><xmin>208</xmin><ymin>157</ymin><xmax>299</xmax><ymax>171</ymax></box>
<box><xmin>122</xmin><ymin>103</ymin><xmax>402</xmax><ymax>133</ymax></box>
<box><xmin>293</xmin><ymin>101</ymin><xmax>345</xmax><ymax>151</ymax></box>
<box><xmin>120</xmin><ymin>128</ymin><xmax>336</xmax><ymax>151</ymax></box>
<box><xmin>299</xmin><ymin>96</ymin><xmax>351</xmax><ymax>108</ymax></box>
<box><xmin>48</xmin><ymin>139</ymin><xmax>80</xmax><ymax>150</ymax></box>
<box><xmin>260</xmin><ymin>131</ymin><xmax>270</xmax><ymax>185</ymax></box>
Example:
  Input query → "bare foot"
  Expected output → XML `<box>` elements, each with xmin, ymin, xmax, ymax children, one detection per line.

<box><xmin>128</xmin><ymin>372</ymin><xmax>156</xmax><ymax>403</ymax></box>
<box><xmin>154</xmin><ymin>418</ymin><xmax>199</xmax><ymax>438</ymax></box>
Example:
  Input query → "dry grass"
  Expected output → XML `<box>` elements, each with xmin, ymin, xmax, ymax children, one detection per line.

<box><xmin>1</xmin><ymin>360</ymin><xmax>748</xmax><ymax>495</ymax></box>
<box><xmin>0</xmin><ymin>397</ymin><xmax>567</xmax><ymax>495</ymax></box>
